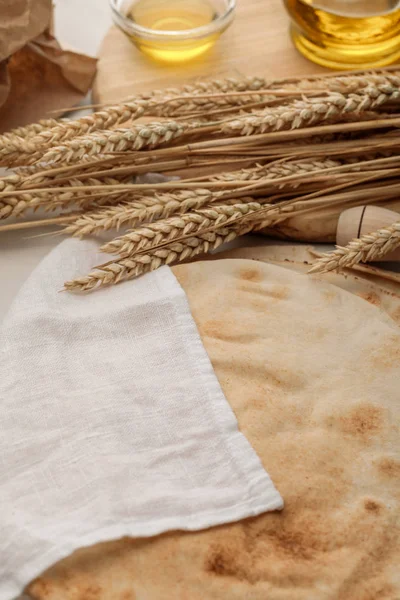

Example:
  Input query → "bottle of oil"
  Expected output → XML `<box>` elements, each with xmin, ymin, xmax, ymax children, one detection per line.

<box><xmin>284</xmin><ymin>0</ymin><xmax>400</xmax><ymax>69</ymax></box>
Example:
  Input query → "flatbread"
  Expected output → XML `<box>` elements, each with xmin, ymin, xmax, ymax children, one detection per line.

<box><xmin>215</xmin><ymin>244</ymin><xmax>400</xmax><ymax>325</ymax></box>
<box><xmin>27</xmin><ymin>256</ymin><xmax>400</xmax><ymax>600</ymax></box>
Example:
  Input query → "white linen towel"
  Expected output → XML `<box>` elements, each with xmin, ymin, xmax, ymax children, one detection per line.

<box><xmin>0</xmin><ymin>239</ymin><xmax>283</xmax><ymax>599</ymax></box>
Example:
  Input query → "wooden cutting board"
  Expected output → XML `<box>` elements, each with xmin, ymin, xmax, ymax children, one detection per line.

<box><xmin>93</xmin><ymin>0</ymin><xmax>327</xmax><ymax>104</ymax></box>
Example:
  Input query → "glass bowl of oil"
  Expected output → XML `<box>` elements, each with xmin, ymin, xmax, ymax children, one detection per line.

<box><xmin>110</xmin><ymin>0</ymin><xmax>236</xmax><ymax>63</ymax></box>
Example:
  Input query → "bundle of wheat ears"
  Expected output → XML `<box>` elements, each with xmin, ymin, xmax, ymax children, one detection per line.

<box><xmin>1</xmin><ymin>67</ymin><xmax>400</xmax><ymax>291</ymax></box>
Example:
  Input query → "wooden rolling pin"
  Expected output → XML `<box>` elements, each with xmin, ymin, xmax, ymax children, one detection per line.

<box><xmin>337</xmin><ymin>206</ymin><xmax>400</xmax><ymax>262</ymax></box>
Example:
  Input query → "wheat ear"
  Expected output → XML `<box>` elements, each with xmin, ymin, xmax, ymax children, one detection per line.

<box><xmin>100</xmin><ymin>202</ymin><xmax>262</xmax><ymax>255</ymax></box>
<box><xmin>0</xmin><ymin>173</ymin><xmax>135</xmax><ymax>219</ymax></box>
<box><xmin>136</xmin><ymin>76</ymin><xmax>270</xmax><ymax>102</ymax></box>
<box><xmin>64</xmin><ymin>225</ymin><xmax>254</xmax><ymax>292</ymax></box>
<box><xmin>35</xmin><ymin>122</ymin><xmax>188</xmax><ymax>165</ymax></box>
<box><xmin>30</xmin><ymin>103</ymin><xmax>149</xmax><ymax>149</ymax></box>
<box><xmin>26</xmin><ymin>77</ymin><xmax>270</xmax><ymax>152</ymax></box>
<box><xmin>0</xmin><ymin>119</ymin><xmax>63</xmax><ymax>149</ymax></box>
<box><xmin>63</xmin><ymin>198</ymin><xmax>169</xmax><ymax>236</ymax></box>
<box><xmin>309</xmin><ymin>221</ymin><xmax>400</xmax><ymax>273</ymax></box>
<box><xmin>222</xmin><ymin>87</ymin><xmax>400</xmax><ymax>136</ymax></box>
<box><xmin>294</xmin><ymin>72</ymin><xmax>400</xmax><ymax>94</ymax></box>
<box><xmin>212</xmin><ymin>158</ymin><xmax>345</xmax><ymax>182</ymax></box>
<box><xmin>63</xmin><ymin>189</ymin><xmax>227</xmax><ymax>236</ymax></box>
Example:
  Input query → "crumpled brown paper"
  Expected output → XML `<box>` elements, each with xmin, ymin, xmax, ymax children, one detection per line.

<box><xmin>0</xmin><ymin>0</ymin><xmax>97</xmax><ymax>132</ymax></box>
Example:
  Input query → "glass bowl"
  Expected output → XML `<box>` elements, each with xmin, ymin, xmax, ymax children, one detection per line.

<box><xmin>110</xmin><ymin>0</ymin><xmax>236</xmax><ymax>63</ymax></box>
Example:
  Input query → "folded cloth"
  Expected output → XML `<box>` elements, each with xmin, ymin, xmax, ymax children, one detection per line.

<box><xmin>0</xmin><ymin>239</ymin><xmax>282</xmax><ymax>600</ymax></box>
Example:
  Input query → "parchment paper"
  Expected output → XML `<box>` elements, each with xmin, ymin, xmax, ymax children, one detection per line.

<box><xmin>0</xmin><ymin>0</ymin><xmax>97</xmax><ymax>132</ymax></box>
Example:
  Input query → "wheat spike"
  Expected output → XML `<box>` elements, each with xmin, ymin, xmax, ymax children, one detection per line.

<box><xmin>0</xmin><ymin>120</ymin><xmax>69</xmax><ymax>164</ymax></box>
<box><xmin>309</xmin><ymin>221</ymin><xmax>400</xmax><ymax>273</ymax></box>
<box><xmin>63</xmin><ymin>189</ymin><xmax>226</xmax><ymax>236</ymax></box>
<box><xmin>222</xmin><ymin>87</ymin><xmax>400</xmax><ymax>136</ymax></box>
<box><xmin>36</xmin><ymin>122</ymin><xmax>188</xmax><ymax>166</ymax></box>
<box><xmin>0</xmin><ymin>121</ymin><xmax>187</xmax><ymax>167</ymax></box>
<box><xmin>26</xmin><ymin>77</ymin><xmax>270</xmax><ymax>153</ymax></box>
<box><xmin>0</xmin><ymin>119</ymin><xmax>63</xmax><ymax>150</ymax></box>
<box><xmin>0</xmin><ymin>173</ymin><xmax>21</xmax><ymax>193</ymax></box>
<box><xmin>100</xmin><ymin>201</ymin><xmax>262</xmax><ymax>255</ymax></box>
<box><xmin>293</xmin><ymin>72</ymin><xmax>400</xmax><ymax>94</ymax></box>
<box><xmin>63</xmin><ymin>199</ymin><xmax>160</xmax><ymax>236</ymax></box>
<box><xmin>0</xmin><ymin>137</ymin><xmax>38</xmax><ymax>166</ymax></box>
<box><xmin>0</xmin><ymin>189</ymin><xmax>91</xmax><ymax>219</ymax></box>
<box><xmin>0</xmin><ymin>173</ymin><xmax>135</xmax><ymax>219</ymax></box>
<box><xmin>138</xmin><ymin>76</ymin><xmax>270</xmax><ymax>101</ymax></box>
<box><xmin>152</xmin><ymin>92</ymin><xmax>274</xmax><ymax>119</ymax></box>
<box><xmin>31</xmin><ymin>103</ymin><xmax>150</xmax><ymax>149</ymax></box>
<box><xmin>64</xmin><ymin>224</ymin><xmax>255</xmax><ymax>292</ymax></box>
<box><xmin>212</xmin><ymin>158</ymin><xmax>345</xmax><ymax>182</ymax></box>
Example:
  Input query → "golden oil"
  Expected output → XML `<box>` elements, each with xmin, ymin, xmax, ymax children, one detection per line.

<box><xmin>126</xmin><ymin>0</ymin><xmax>220</xmax><ymax>63</ymax></box>
<box><xmin>284</xmin><ymin>0</ymin><xmax>400</xmax><ymax>69</ymax></box>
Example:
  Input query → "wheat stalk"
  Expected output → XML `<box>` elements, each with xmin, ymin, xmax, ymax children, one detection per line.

<box><xmin>63</xmin><ymin>189</ymin><xmax>228</xmax><ymax>236</ymax></box>
<box><xmin>30</xmin><ymin>92</ymin><xmax>270</xmax><ymax>150</ymax></box>
<box><xmin>221</xmin><ymin>87</ymin><xmax>400</xmax><ymax>137</ymax></box>
<box><xmin>11</xmin><ymin>85</ymin><xmax>398</xmax><ymax>168</ymax></box>
<box><xmin>30</xmin><ymin>103</ymin><xmax>149</xmax><ymax>149</ymax></box>
<box><xmin>64</xmin><ymin>201</ymin><xmax>290</xmax><ymax>293</ymax></box>
<box><xmin>0</xmin><ymin>119</ymin><xmax>63</xmax><ymax>150</ymax></box>
<box><xmin>0</xmin><ymin>121</ymin><xmax>188</xmax><ymax>167</ymax></box>
<box><xmin>292</xmin><ymin>71</ymin><xmax>400</xmax><ymax>94</ymax></box>
<box><xmin>0</xmin><ymin>172</ymin><xmax>136</xmax><ymax>219</ymax></box>
<box><xmin>100</xmin><ymin>195</ymin><xmax>308</xmax><ymax>256</ymax></box>
<box><xmin>309</xmin><ymin>221</ymin><xmax>400</xmax><ymax>273</ymax></box>
<box><xmin>100</xmin><ymin>201</ymin><xmax>262</xmax><ymax>255</ymax></box>
<box><xmin>211</xmin><ymin>158</ymin><xmax>346</xmax><ymax>182</ymax></box>
<box><xmin>17</xmin><ymin>77</ymin><xmax>270</xmax><ymax>156</ymax></box>
<box><xmin>137</xmin><ymin>76</ymin><xmax>271</xmax><ymax>100</ymax></box>
<box><xmin>20</xmin><ymin>72</ymin><xmax>399</xmax><ymax>155</ymax></box>
<box><xmin>2</xmin><ymin>68</ymin><xmax>400</xmax><ymax>292</ymax></box>
<box><xmin>2</xmin><ymin>74</ymin><xmax>398</xmax><ymax>164</ymax></box>
<box><xmin>36</xmin><ymin>122</ymin><xmax>189</xmax><ymax>166</ymax></box>
<box><xmin>64</xmin><ymin>224</ymin><xmax>255</xmax><ymax>292</ymax></box>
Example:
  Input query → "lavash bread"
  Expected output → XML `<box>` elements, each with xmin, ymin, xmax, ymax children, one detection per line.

<box><xmin>27</xmin><ymin>252</ymin><xmax>400</xmax><ymax>600</ymax></box>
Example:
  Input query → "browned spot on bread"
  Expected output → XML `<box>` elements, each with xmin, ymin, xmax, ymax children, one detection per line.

<box><xmin>371</xmin><ymin>334</ymin><xmax>400</xmax><ymax>370</ymax></box>
<box><xmin>250</xmin><ymin>397</ymin><xmax>266</xmax><ymax>411</ymax></box>
<box><xmin>249</xmin><ymin>296</ymin><xmax>268</xmax><ymax>312</ymax></box>
<box><xmin>323</xmin><ymin>290</ymin><xmax>337</xmax><ymax>302</ymax></box>
<box><xmin>199</xmin><ymin>319</ymin><xmax>255</xmax><ymax>344</ymax></box>
<box><xmin>28</xmin><ymin>577</ymin><xmax>52</xmax><ymax>599</ymax></box>
<box><xmin>390</xmin><ymin>306</ymin><xmax>400</xmax><ymax>325</ymax></box>
<box><xmin>357</xmin><ymin>291</ymin><xmax>382</xmax><ymax>307</ymax></box>
<box><xmin>82</xmin><ymin>586</ymin><xmax>102</xmax><ymax>600</ymax></box>
<box><xmin>239</xmin><ymin>267</ymin><xmax>263</xmax><ymax>283</ymax></box>
<box><xmin>351</xmin><ymin>581</ymin><xmax>395</xmax><ymax>600</ymax></box>
<box><xmin>238</xmin><ymin>279</ymin><xmax>289</xmax><ymax>304</ymax></box>
<box><xmin>269</xmin><ymin>285</ymin><xmax>289</xmax><ymax>301</ymax></box>
<box><xmin>267</xmin><ymin>527</ymin><xmax>316</xmax><ymax>560</ymax></box>
<box><xmin>244</xmin><ymin>510</ymin><xmax>334</xmax><ymax>559</ymax></box>
<box><xmin>121</xmin><ymin>591</ymin><xmax>136</xmax><ymax>600</ymax></box>
<box><xmin>205</xmin><ymin>543</ymin><xmax>254</xmax><ymax>582</ymax></box>
<box><xmin>376</xmin><ymin>457</ymin><xmax>400</xmax><ymax>479</ymax></box>
<box><xmin>199</xmin><ymin>319</ymin><xmax>227</xmax><ymax>340</ymax></box>
<box><xmin>338</xmin><ymin>404</ymin><xmax>384</xmax><ymax>440</ymax></box>
<box><xmin>364</xmin><ymin>499</ymin><xmax>382</xmax><ymax>514</ymax></box>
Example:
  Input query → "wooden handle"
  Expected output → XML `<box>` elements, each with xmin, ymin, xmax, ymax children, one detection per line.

<box><xmin>337</xmin><ymin>206</ymin><xmax>400</xmax><ymax>262</ymax></box>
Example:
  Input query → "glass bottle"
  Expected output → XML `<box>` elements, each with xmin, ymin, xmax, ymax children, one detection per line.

<box><xmin>284</xmin><ymin>0</ymin><xmax>400</xmax><ymax>69</ymax></box>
